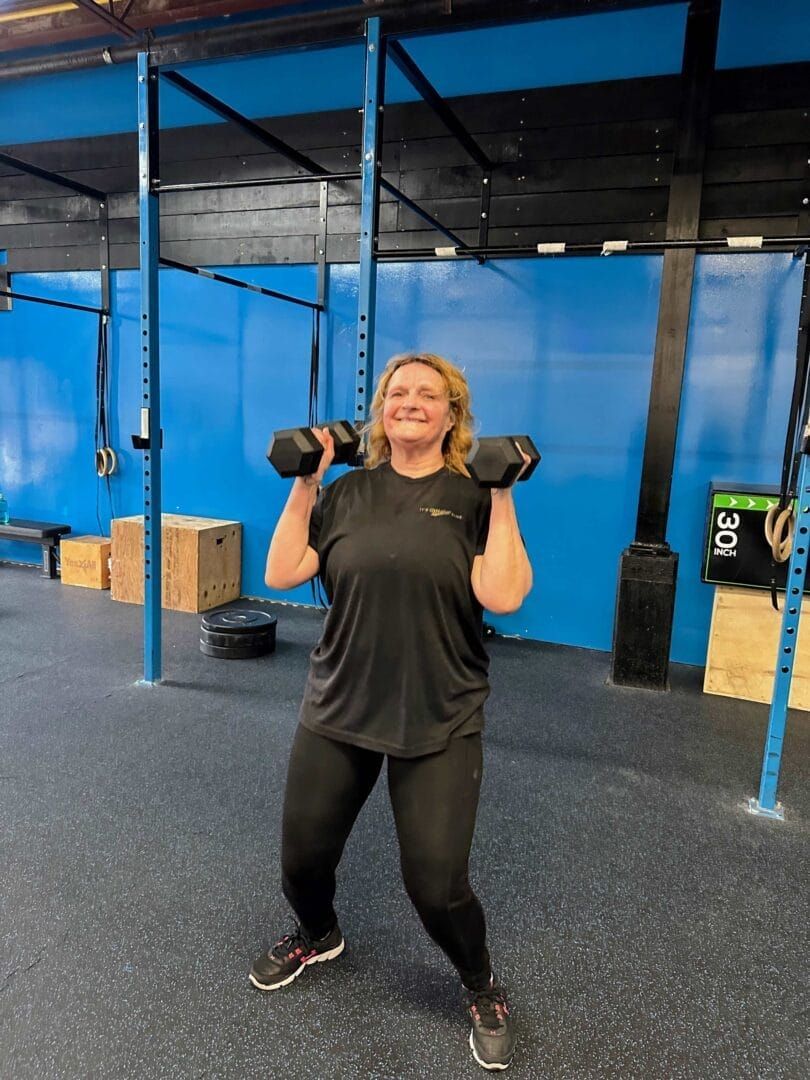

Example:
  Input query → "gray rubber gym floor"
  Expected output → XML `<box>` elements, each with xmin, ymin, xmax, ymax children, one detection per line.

<box><xmin>2</xmin><ymin>561</ymin><xmax>809</xmax><ymax>1079</ymax></box>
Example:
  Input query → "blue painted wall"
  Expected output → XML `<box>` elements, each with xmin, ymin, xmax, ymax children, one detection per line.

<box><xmin>1</xmin><ymin>255</ymin><xmax>803</xmax><ymax>664</ymax></box>
<box><xmin>1</xmin><ymin>5</ymin><xmax>690</xmax><ymax>144</ymax></box>
<box><xmin>2</xmin><ymin>2</ymin><xmax>810</xmax><ymax>665</ymax></box>
<box><xmin>3</xmin><ymin>0</ymin><xmax>810</xmax><ymax>146</ymax></box>
<box><xmin>670</xmin><ymin>254</ymin><xmax>804</xmax><ymax>663</ymax></box>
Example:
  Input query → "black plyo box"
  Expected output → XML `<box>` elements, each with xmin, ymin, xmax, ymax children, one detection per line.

<box><xmin>702</xmin><ymin>483</ymin><xmax>799</xmax><ymax>591</ymax></box>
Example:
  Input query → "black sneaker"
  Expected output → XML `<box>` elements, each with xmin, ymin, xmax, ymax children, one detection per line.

<box><xmin>465</xmin><ymin>977</ymin><xmax>516</xmax><ymax>1071</ymax></box>
<box><xmin>249</xmin><ymin>922</ymin><xmax>345</xmax><ymax>991</ymax></box>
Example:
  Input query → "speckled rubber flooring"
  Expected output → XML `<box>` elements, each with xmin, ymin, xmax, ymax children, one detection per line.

<box><xmin>1</xmin><ymin>561</ymin><xmax>809</xmax><ymax>1079</ymax></box>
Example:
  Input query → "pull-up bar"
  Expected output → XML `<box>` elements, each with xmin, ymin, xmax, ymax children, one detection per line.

<box><xmin>0</xmin><ymin>288</ymin><xmax>107</xmax><ymax>316</ymax></box>
<box><xmin>159</xmin><ymin>257</ymin><xmax>322</xmax><ymax>310</ymax></box>
<box><xmin>375</xmin><ymin>235</ymin><xmax>810</xmax><ymax>261</ymax></box>
<box><xmin>156</xmin><ymin>172</ymin><xmax>361</xmax><ymax>194</ymax></box>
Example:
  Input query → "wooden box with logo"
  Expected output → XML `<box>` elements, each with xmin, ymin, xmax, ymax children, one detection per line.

<box><xmin>60</xmin><ymin>535</ymin><xmax>111</xmax><ymax>590</ymax></box>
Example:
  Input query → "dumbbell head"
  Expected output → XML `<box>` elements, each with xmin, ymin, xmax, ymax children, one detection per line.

<box><xmin>267</xmin><ymin>427</ymin><xmax>323</xmax><ymax>478</ymax></box>
<box><xmin>266</xmin><ymin>419</ymin><xmax>360</xmax><ymax>478</ymax></box>
<box><xmin>319</xmin><ymin>419</ymin><xmax>361</xmax><ymax>465</ymax></box>
<box><xmin>466</xmin><ymin>435</ymin><xmax>541</xmax><ymax>489</ymax></box>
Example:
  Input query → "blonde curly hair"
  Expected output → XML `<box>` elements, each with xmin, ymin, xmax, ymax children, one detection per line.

<box><xmin>361</xmin><ymin>352</ymin><xmax>475</xmax><ymax>475</ymax></box>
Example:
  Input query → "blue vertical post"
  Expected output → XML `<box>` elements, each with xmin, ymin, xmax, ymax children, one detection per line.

<box><xmin>355</xmin><ymin>16</ymin><xmax>385</xmax><ymax>424</ymax></box>
<box><xmin>137</xmin><ymin>51</ymin><xmax>163</xmax><ymax>683</ymax></box>
<box><xmin>749</xmin><ymin>436</ymin><xmax>810</xmax><ymax>819</ymax></box>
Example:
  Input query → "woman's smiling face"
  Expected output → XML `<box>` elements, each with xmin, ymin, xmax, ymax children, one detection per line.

<box><xmin>382</xmin><ymin>362</ymin><xmax>454</xmax><ymax>455</ymax></box>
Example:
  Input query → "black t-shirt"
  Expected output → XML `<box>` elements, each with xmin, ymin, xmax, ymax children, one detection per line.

<box><xmin>299</xmin><ymin>461</ymin><xmax>492</xmax><ymax>757</ymax></box>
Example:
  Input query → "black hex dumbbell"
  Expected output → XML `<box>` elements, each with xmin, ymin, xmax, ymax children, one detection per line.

<box><xmin>267</xmin><ymin>419</ymin><xmax>361</xmax><ymax>478</ymax></box>
<box><xmin>466</xmin><ymin>435</ymin><xmax>541</xmax><ymax>489</ymax></box>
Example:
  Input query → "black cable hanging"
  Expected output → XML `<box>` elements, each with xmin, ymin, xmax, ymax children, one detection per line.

<box><xmin>768</xmin><ymin>252</ymin><xmax>810</xmax><ymax>609</ymax></box>
<box><xmin>307</xmin><ymin>305</ymin><xmax>329</xmax><ymax>612</ymax></box>
<box><xmin>94</xmin><ymin>312</ymin><xmax>116</xmax><ymax>537</ymax></box>
<box><xmin>308</xmin><ymin>303</ymin><xmax>320</xmax><ymax>427</ymax></box>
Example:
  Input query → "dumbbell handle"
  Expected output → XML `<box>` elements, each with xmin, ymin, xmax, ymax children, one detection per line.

<box><xmin>509</xmin><ymin>435</ymin><xmax>541</xmax><ymax>482</ymax></box>
<box><xmin>466</xmin><ymin>434</ymin><xmax>541</xmax><ymax>489</ymax></box>
<box><xmin>267</xmin><ymin>419</ymin><xmax>360</xmax><ymax>479</ymax></box>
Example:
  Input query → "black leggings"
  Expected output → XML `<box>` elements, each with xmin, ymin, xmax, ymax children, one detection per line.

<box><xmin>280</xmin><ymin>724</ymin><xmax>492</xmax><ymax>991</ymax></box>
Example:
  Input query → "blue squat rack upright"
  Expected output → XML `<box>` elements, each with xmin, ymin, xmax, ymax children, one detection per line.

<box><xmin>748</xmin><ymin>255</ymin><xmax>810</xmax><ymax>821</ymax></box>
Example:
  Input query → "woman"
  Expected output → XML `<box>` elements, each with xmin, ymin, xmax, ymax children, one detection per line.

<box><xmin>251</xmin><ymin>352</ymin><xmax>532</xmax><ymax>1071</ymax></box>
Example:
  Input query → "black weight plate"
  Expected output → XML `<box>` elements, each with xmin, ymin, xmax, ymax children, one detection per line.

<box><xmin>201</xmin><ymin>627</ymin><xmax>276</xmax><ymax>650</ymax></box>
<box><xmin>200</xmin><ymin>639</ymin><xmax>274</xmax><ymax>659</ymax></box>
<box><xmin>201</xmin><ymin>609</ymin><xmax>277</xmax><ymax>635</ymax></box>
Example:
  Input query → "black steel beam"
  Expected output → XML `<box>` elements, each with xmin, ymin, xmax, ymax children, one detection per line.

<box><xmin>71</xmin><ymin>0</ymin><xmax>141</xmax><ymax>41</ymax></box>
<box><xmin>611</xmin><ymin>0</ymin><xmax>721</xmax><ymax>691</ymax></box>
<box><xmin>98</xmin><ymin>199</ymin><xmax>110</xmax><ymax>315</ymax></box>
<box><xmin>387</xmin><ymin>40</ymin><xmax>492</xmax><ymax>170</ymax></box>
<box><xmin>0</xmin><ymin>266</ymin><xmax>9</xmax><ymax>312</ymax></box>
<box><xmin>0</xmin><ymin>151</ymin><xmax>105</xmax><ymax>201</ymax></box>
<box><xmin>160</xmin><ymin>71</ymin><xmax>330</xmax><ymax>176</ymax></box>
<box><xmin>380</xmin><ymin>176</ymin><xmax>484</xmax><ymax>262</ymax></box>
<box><xmin>635</xmin><ymin>0</ymin><xmax>721</xmax><ymax>549</ymax></box>
<box><xmin>159</xmin><ymin>256</ymin><xmax>321</xmax><ymax>309</ymax></box>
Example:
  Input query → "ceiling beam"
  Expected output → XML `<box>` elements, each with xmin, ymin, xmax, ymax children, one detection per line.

<box><xmin>69</xmin><ymin>0</ymin><xmax>141</xmax><ymax>41</ymax></box>
<box><xmin>0</xmin><ymin>1</ymin><xmax>684</xmax><ymax>78</ymax></box>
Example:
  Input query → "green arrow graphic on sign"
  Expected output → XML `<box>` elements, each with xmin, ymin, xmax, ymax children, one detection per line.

<box><xmin>714</xmin><ymin>493</ymin><xmax>783</xmax><ymax>512</ymax></box>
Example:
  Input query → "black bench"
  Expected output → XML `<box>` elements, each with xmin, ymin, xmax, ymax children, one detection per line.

<box><xmin>0</xmin><ymin>519</ymin><xmax>71</xmax><ymax>578</ymax></box>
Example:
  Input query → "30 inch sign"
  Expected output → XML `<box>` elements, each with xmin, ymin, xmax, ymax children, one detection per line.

<box><xmin>702</xmin><ymin>488</ymin><xmax>799</xmax><ymax>591</ymax></box>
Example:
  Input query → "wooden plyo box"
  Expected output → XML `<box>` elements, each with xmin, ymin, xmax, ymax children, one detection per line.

<box><xmin>111</xmin><ymin>514</ymin><xmax>242</xmax><ymax>613</ymax></box>
<box><xmin>60</xmin><ymin>535</ymin><xmax>111</xmax><ymax>589</ymax></box>
<box><xmin>704</xmin><ymin>585</ymin><xmax>810</xmax><ymax>711</ymax></box>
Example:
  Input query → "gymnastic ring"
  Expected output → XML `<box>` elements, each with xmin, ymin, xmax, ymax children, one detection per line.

<box><xmin>765</xmin><ymin>504</ymin><xmax>793</xmax><ymax>563</ymax></box>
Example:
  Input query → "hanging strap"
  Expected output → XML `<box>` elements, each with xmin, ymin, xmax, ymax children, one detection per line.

<box><xmin>305</xmin><ymin>305</ymin><xmax>329</xmax><ymax>611</ymax></box>
<box><xmin>94</xmin><ymin>312</ymin><xmax>116</xmax><ymax>535</ymax></box>
<box><xmin>770</xmin><ymin>254</ymin><xmax>810</xmax><ymax>608</ymax></box>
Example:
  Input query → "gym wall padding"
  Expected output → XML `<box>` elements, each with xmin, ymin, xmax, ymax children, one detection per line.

<box><xmin>0</xmin><ymin>253</ymin><xmax>803</xmax><ymax>665</ymax></box>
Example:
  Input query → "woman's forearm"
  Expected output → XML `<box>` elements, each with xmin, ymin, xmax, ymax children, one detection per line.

<box><xmin>265</xmin><ymin>478</ymin><xmax>319</xmax><ymax>587</ymax></box>
<box><xmin>477</xmin><ymin>489</ymin><xmax>533</xmax><ymax>613</ymax></box>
